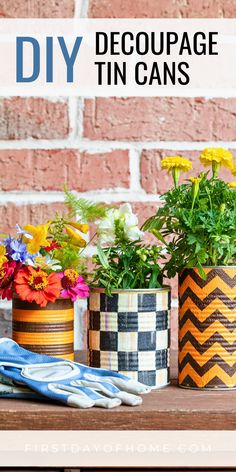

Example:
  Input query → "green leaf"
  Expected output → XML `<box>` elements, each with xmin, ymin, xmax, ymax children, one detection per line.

<box><xmin>97</xmin><ymin>245</ymin><xmax>110</xmax><ymax>269</ymax></box>
<box><xmin>196</xmin><ymin>264</ymin><xmax>207</xmax><ymax>280</ymax></box>
<box><xmin>64</xmin><ymin>188</ymin><xmax>107</xmax><ymax>222</ymax></box>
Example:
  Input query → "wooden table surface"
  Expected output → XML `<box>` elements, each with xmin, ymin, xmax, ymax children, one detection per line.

<box><xmin>0</xmin><ymin>351</ymin><xmax>236</xmax><ymax>430</ymax></box>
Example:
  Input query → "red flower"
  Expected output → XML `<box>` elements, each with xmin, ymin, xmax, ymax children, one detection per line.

<box><xmin>14</xmin><ymin>266</ymin><xmax>61</xmax><ymax>307</ymax></box>
<box><xmin>44</xmin><ymin>240</ymin><xmax>61</xmax><ymax>252</ymax></box>
<box><xmin>0</xmin><ymin>260</ymin><xmax>20</xmax><ymax>300</ymax></box>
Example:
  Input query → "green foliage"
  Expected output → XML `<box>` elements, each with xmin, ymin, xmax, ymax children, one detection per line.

<box><xmin>48</xmin><ymin>214</ymin><xmax>88</xmax><ymax>273</ymax></box>
<box><xmin>49</xmin><ymin>214</ymin><xmax>70</xmax><ymax>245</ymax></box>
<box><xmin>92</xmin><ymin>242</ymin><xmax>163</xmax><ymax>296</ymax></box>
<box><xmin>143</xmin><ymin>174</ymin><xmax>236</xmax><ymax>277</ymax></box>
<box><xmin>64</xmin><ymin>189</ymin><xmax>107</xmax><ymax>222</ymax></box>
<box><xmin>53</xmin><ymin>245</ymin><xmax>80</xmax><ymax>272</ymax></box>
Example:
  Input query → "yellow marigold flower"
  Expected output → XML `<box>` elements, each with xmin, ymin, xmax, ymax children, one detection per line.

<box><xmin>161</xmin><ymin>156</ymin><xmax>192</xmax><ymax>187</ymax></box>
<box><xmin>228</xmin><ymin>181</ymin><xmax>236</xmax><ymax>189</ymax></box>
<box><xmin>200</xmin><ymin>148</ymin><xmax>233</xmax><ymax>177</ymax></box>
<box><xmin>161</xmin><ymin>156</ymin><xmax>193</xmax><ymax>172</ymax></box>
<box><xmin>189</xmin><ymin>177</ymin><xmax>201</xmax><ymax>185</ymax></box>
<box><xmin>0</xmin><ymin>246</ymin><xmax>7</xmax><ymax>267</ymax></box>
<box><xmin>65</xmin><ymin>226</ymin><xmax>86</xmax><ymax>248</ymax></box>
<box><xmin>67</xmin><ymin>222</ymin><xmax>89</xmax><ymax>233</ymax></box>
<box><xmin>231</xmin><ymin>165</ymin><xmax>236</xmax><ymax>176</ymax></box>
<box><xmin>23</xmin><ymin>224</ymin><xmax>50</xmax><ymax>254</ymax></box>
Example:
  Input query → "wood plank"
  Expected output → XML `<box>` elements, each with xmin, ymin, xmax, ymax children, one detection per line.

<box><xmin>0</xmin><ymin>379</ymin><xmax>236</xmax><ymax>430</ymax></box>
<box><xmin>0</xmin><ymin>351</ymin><xmax>235</xmax><ymax>430</ymax></box>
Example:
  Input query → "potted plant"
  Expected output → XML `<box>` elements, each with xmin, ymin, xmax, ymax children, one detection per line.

<box><xmin>0</xmin><ymin>196</ymin><xmax>105</xmax><ymax>361</ymax></box>
<box><xmin>87</xmin><ymin>203</ymin><xmax>171</xmax><ymax>389</ymax></box>
<box><xmin>143</xmin><ymin>148</ymin><xmax>236</xmax><ymax>389</ymax></box>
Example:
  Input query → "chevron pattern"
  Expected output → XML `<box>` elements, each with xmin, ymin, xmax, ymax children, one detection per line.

<box><xmin>178</xmin><ymin>267</ymin><xmax>236</xmax><ymax>389</ymax></box>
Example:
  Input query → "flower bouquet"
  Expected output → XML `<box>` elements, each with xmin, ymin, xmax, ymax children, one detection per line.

<box><xmin>0</xmin><ymin>219</ymin><xmax>90</xmax><ymax>307</ymax></box>
<box><xmin>143</xmin><ymin>148</ymin><xmax>236</xmax><ymax>389</ymax></box>
<box><xmin>87</xmin><ymin>203</ymin><xmax>171</xmax><ymax>389</ymax></box>
<box><xmin>0</xmin><ymin>196</ymin><xmax>106</xmax><ymax>360</ymax></box>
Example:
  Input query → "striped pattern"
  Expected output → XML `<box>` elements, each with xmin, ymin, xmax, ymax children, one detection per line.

<box><xmin>88</xmin><ymin>288</ymin><xmax>171</xmax><ymax>388</ymax></box>
<box><xmin>178</xmin><ymin>267</ymin><xmax>236</xmax><ymax>389</ymax></box>
<box><xmin>12</xmin><ymin>297</ymin><xmax>74</xmax><ymax>361</ymax></box>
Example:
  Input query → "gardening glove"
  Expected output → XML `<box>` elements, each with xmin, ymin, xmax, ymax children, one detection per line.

<box><xmin>0</xmin><ymin>372</ymin><xmax>43</xmax><ymax>399</ymax></box>
<box><xmin>0</xmin><ymin>338</ymin><xmax>151</xmax><ymax>409</ymax></box>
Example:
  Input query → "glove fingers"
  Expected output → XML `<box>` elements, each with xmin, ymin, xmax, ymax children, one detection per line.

<box><xmin>72</xmin><ymin>379</ymin><xmax>120</xmax><ymax>396</ymax></box>
<box><xmin>72</xmin><ymin>386</ymin><xmax>121</xmax><ymax>409</ymax></box>
<box><xmin>49</xmin><ymin>383</ymin><xmax>121</xmax><ymax>409</ymax></box>
<box><xmin>72</xmin><ymin>379</ymin><xmax>142</xmax><ymax>406</ymax></box>
<box><xmin>94</xmin><ymin>397</ymin><xmax>121</xmax><ymax>409</ymax></box>
<box><xmin>67</xmin><ymin>395</ymin><xmax>95</xmax><ymax>409</ymax></box>
<box><xmin>81</xmin><ymin>372</ymin><xmax>151</xmax><ymax>395</ymax></box>
<box><xmin>71</xmin><ymin>385</ymin><xmax>121</xmax><ymax>409</ymax></box>
<box><xmin>115</xmin><ymin>390</ymin><xmax>142</xmax><ymax>406</ymax></box>
<box><xmin>106</xmin><ymin>377</ymin><xmax>151</xmax><ymax>395</ymax></box>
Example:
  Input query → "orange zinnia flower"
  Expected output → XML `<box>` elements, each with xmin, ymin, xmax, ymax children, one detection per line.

<box><xmin>14</xmin><ymin>266</ymin><xmax>61</xmax><ymax>307</ymax></box>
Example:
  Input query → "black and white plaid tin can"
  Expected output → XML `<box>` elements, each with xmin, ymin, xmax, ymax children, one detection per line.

<box><xmin>87</xmin><ymin>287</ymin><xmax>171</xmax><ymax>388</ymax></box>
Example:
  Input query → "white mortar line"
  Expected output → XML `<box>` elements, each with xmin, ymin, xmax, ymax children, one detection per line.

<box><xmin>74</xmin><ymin>0</ymin><xmax>89</xmax><ymax>18</ymax></box>
<box><xmin>0</xmin><ymin>140</ymin><xmax>236</xmax><ymax>151</ymax></box>
<box><xmin>77</xmin><ymin>97</ymin><xmax>85</xmax><ymax>138</ymax></box>
<box><xmin>129</xmin><ymin>148</ymin><xmax>143</xmax><ymax>192</ymax></box>
<box><xmin>171</xmin><ymin>299</ymin><xmax>179</xmax><ymax>308</ymax></box>
<box><xmin>0</xmin><ymin>190</ymin><xmax>161</xmax><ymax>204</ymax></box>
<box><xmin>68</xmin><ymin>97</ymin><xmax>79</xmax><ymax>140</ymax></box>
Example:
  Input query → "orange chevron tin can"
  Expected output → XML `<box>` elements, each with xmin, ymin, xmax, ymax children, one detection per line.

<box><xmin>178</xmin><ymin>267</ymin><xmax>236</xmax><ymax>389</ymax></box>
<box><xmin>12</xmin><ymin>296</ymin><xmax>74</xmax><ymax>361</ymax></box>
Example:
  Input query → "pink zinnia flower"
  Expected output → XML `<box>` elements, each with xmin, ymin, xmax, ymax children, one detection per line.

<box><xmin>59</xmin><ymin>269</ymin><xmax>89</xmax><ymax>302</ymax></box>
<box><xmin>0</xmin><ymin>260</ymin><xmax>21</xmax><ymax>300</ymax></box>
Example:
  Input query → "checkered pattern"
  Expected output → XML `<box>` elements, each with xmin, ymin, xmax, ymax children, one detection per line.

<box><xmin>88</xmin><ymin>290</ymin><xmax>170</xmax><ymax>388</ymax></box>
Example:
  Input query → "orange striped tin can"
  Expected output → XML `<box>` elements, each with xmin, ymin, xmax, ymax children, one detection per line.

<box><xmin>12</xmin><ymin>296</ymin><xmax>74</xmax><ymax>361</ymax></box>
<box><xmin>178</xmin><ymin>267</ymin><xmax>236</xmax><ymax>389</ymax></box>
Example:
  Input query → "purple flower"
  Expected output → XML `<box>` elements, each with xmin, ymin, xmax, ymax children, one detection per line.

<box><xmin>2</xmin><ymin>236</ymin><xmax>13</xmax><ymax>254</ymax></box>
<box><xmin>16</xmin><ymin>224</ymin><xmax>33</xmax><ymax>239</ymax></box>
<box><xmin>10</xmin><ymin>239</ymin><xmax>28</xmax><ymax>262</ymax></box>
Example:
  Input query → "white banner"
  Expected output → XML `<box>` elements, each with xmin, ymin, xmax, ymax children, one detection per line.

<box><xmin>0</xmin><ymin>430</ymin><xmax>235</xmax><ymax>467</ymax></box>
<box><xmin>0</xmin><ymin>19</ymin><xmax>236</xmax><ymax>96</ymax></box>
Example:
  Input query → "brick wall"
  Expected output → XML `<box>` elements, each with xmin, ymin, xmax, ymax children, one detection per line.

<box><xmin>0</xmin><ymin>0</ymin><xmax>236</xmax><ymax>349</ymax></box>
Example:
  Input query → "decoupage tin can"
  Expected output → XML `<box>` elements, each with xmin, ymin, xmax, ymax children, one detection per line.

<box><xmin>12</xmin><ymin>296</ymin><xmax>74</xmax><ymax>361</ymax></box>
<box><xmin>88</xmin><ymin>287</ymin><xmax>171</xmax><ymax>388</ymax></box>
<box><xmin>178</xmin><ymin>267</ymin><xmax>236</xmax><ymax>389</ymax></box>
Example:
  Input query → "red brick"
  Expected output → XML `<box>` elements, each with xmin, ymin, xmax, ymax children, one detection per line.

<box><xmin>132</xmin><ymin>202</ymin><xmax>159</xmax><ymax>227</ymax></box>
<box><xmin>0</xmin><ymin>0</ymin><xmax>75</xmax><ymax>18</ymax></box>
<box><xmin>0</xmin><ymin>149</ymin><xmax>130</xmax><ymax>191</ymax></box>
<box><xmin>167</xmin><ymin>275</ymin><xmax>178</xmax><ymax>299</ymax></box>
<box><xmin>0</xmin><ymin>98</ymin><xmax>69</xmax><ymax>140</ymax></box>
<box><xmin>84</xmin><ymin>98</ymin><xmax>236</xmax><ymax>142</ymax></box>
<box><xmin>89</xmin><ymin>0</ymin><xmax>236</xmax><ymax>18</ymax></box>
<box><xmin>141</xmin><ymin>149</ymin><xmax>236</xmax><ymax>194</ymax></box>
<box><xmin>68</xmin><ymin>150</ymin><xmax>130</xmax><ymax>191</ymax></box>
<box><xmin>0</xmin><ymin>203</ymin><xmax>66</xmax><ymax>233</ymax></box>
<box><xmin>0</xmin><ymin>200</ymin><xmax>153</xmax><ymax>233</ymax></box>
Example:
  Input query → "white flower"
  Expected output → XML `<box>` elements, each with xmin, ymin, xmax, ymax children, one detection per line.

<box><xmin>97</xmin><ymin>203</ymin><xmax>143</xmax><ymax>245</ymax></box>
<box><xmin>119</xmin><ymin>204</ymin><xmax>143</xmax><ymax>241</ymax></box>
<box><xmin>97</xmin><ymin>209</ymin><xmax>116</xmax><ymax>245</ymax></box>
<box><xmin>26</xmin><ymin>255</ymin><xmax>62</xmax><ymax>271</ymax></box>
<box><xmin>16</xmin><ymin>224</ymin><xmax>33</xmax><ymax>239</ymax></box>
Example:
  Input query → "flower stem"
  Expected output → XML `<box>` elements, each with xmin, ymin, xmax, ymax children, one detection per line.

<box><xmin>212</xmin><ymin>161</ymin><xmax>220</xmax><ymax>178</ymax></box>
<box><xmin>172</xmin><ymin>168</ymin><xmax>180</xmax><ymax>188</ymax></box>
